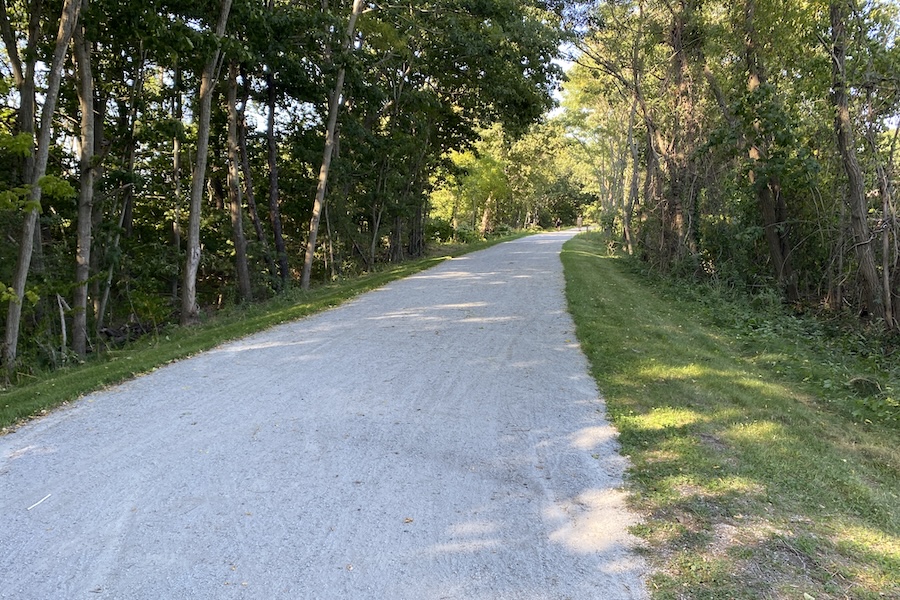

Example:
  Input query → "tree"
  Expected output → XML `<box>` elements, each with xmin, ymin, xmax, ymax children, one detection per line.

<box><xmin>831</xmin><ymin>0</ymin><xmax>883</xmax><ymax>320</ymax></box>
<box><xmin>226</xmin><ymin>61</ymin><xmax>251</xmax><ymax>302</ymax></box>
<box><xmin>3</xmin><ymin>0</ymin><xmax>80</xmax><ymax>372</ymax></box>
<box><xmin>301</xmin><ymin>0</ymin><xmax>364</xmax><ymax>290</ymax></box>
<box><xmin>0</xmin><ymin>0</ymin><xmax>567</xmax><ymax>374</ymax></box>
<box><xmin>181</xmin><ymin>0</ymin><xmax>233</xmax><ymax>324</ymax></box>
<box><xmin>72</xmin><ymin>0</ymin><xmax>96</xmax><ymax>356</ymax></box>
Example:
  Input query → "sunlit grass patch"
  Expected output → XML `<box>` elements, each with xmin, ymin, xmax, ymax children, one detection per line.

<box><xmin>627</xmin><ymin>406</ymin><xmax>706</xmax><ymax>431</ymax></box>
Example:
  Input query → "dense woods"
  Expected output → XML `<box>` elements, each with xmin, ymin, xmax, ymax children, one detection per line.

<box><xmin>563</xmin><ymin>0</ymin><xmax>900</xmax><ymax>327</ymax></box>
<box><xmin>438</xmin><ymin>0</ymin><xmax>899</xmax><ymax>328</ymax></box>
<box><xmin>0</xmin><ymin>0</ymin><xmax>563</xmax><ymax>374</ymax></box>
<box><xmin>2</xmin><ymin>0</ymin><xmax>899</xmax><ymax>378</ymax></box>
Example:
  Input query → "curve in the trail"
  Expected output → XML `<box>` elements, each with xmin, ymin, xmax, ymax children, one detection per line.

<box><xmin>0</xmin><ymin>230</ymin><xmax>647</xmax><ymax>599</ymax></box>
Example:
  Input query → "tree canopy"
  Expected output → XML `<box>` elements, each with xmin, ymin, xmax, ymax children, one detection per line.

<box><xmin>3</xmin><ymin>0</ymin><xmax>899</xmax><ymax>376</ymax></box>
<box><xmin>0</xmin><ymin>0</ymin><xmax>564</xmax><ymax>374</ymax></box>
<box><xmin>433</xmin><ymin>0</ymin><xmax>899</xmax><ymax>331</ymax></box>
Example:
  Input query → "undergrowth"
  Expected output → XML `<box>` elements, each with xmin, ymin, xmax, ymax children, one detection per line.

<box><xmin>629</xmin><ymin>262</ymin><xmax>899</xmax><ymax>427</ymax></box>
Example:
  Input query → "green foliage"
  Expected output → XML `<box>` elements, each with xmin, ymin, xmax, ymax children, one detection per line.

<box><xmin>431</xmin><ymin>121</ymin><xmax>587</xmax><ymax>234</ymax></box>
<box><xmin>0</xmin><ymin>132</ymin><xmax>33</xmax><ymax>157</ymax></box>
<box><xmin>1</xmin><ymin>0</ymin><xmax>565</xmax><ymax>374</ymax></box>
<box><xmin>36</xmin><ymin>175</ymin><xmax>76</xmax><ymax>202</ymax></box>
<box><xmin>560</xmin><ymin>0</ymin><xmax>900</xmax><ymax>331</ymax></box>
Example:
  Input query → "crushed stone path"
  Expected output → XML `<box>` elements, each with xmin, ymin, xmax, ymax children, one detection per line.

<box><xmin>0</xmin><ymin>230</ymin><xmax>647</xmax><ymax>599</ymax></box>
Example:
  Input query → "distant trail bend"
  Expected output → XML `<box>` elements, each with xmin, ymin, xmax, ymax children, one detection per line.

<box><xmin>0</xmin><ymin>230</ymin><xmax>648</xmax><ymax>599</ymax></box>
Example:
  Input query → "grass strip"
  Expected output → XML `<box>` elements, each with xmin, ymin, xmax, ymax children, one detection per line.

<box><xmin>562</xmin><ymin>232</ymin><xmax>899</xmax><ymax>599</ymax></box>
<box><xmin>1</xmin><ymin>234</ymin><xmax>525</xmax><ymax>431</ymax></box>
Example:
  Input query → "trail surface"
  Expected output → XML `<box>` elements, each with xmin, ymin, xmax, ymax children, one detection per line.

<box><xmin>0</xmin><ymin>231</ymin><xmax>647</xmax><ymax>599</ymax></box>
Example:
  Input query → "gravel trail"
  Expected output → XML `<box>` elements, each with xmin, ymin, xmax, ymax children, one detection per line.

<box><xmin>0</xmin><ymin>231</ymin><xmax>647</xmax><ymax>599</ymax></box>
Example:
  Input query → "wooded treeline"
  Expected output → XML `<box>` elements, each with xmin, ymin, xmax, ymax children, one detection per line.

<box><xmin>434</xmin><ymin>0</ymin><xmax>900</xmax><ymax>331</ymax></box>
<box><xmin>0</xmin><ymin>0</ymin><xmax>563</xmax><ymax>374</ymax></box>
<box><xmin>562</xmin><ymin>0</ymin><xmax>900</xmax><ymax>324</ymax></box>
<box><xmin>433</xmin><ymin>0</ymin><xmax>899</xmax><ymax>331</ymax></box>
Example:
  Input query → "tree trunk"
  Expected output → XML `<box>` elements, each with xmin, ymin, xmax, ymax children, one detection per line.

<box><xmin>0</xmin><ymin>0</ymin><xmax>40</xmax><ymax>186</ymax></box>
<box><xmin>624</xmin><ymin>97</ymin><xmax>639</xmax><ymax>255</ymax></box>
<box><xmin>744</xmin><ymin>0</ymin><xmax>799</xmax><ymax>302</ymax></box>
<box><xmin>121</xmin><ymin>46</ymin><xmax>146</xmax><ymax>238</ymax></box>
<box><xmin>72</xmin><ymin>0</ymin><xmax>94</xmax><ymax>357</ymax></box>
<box><xmin>301</xmin><ymin>0</ymin><xmax>365</xmax><ymax>290</ymax></box>
<box><xmin>390</xmin><ymin>215</ymin><xmax>404</xmax><ymax>263</ymax></box>
<box><xmin>369</xmin><ymin>204</ymin><xmax>384</xmax><ymax>268</ymax></box>
<box><xmin>181</xmin><ymin>0</ymin><xmax>232</xmax><ymax>325</ymax></box>
<box><xmin>266</xmin><ymin>72</ymin><xmax>289</xmax><ymax>289</ymax></box>
<box><xmin>238</xmin><ymin>71</ymin><xmax>277</xmax><ymax>284</ymax></box>
<box><xmin>89</xmin><ymin>89</ymin><xmax>107</xmax><ymax>319</ymax></box>
<box><xmin>408</xmin><ymin>202</ymin><xmax>425</xmax><ymax>258</ymax></box>
<box><xmin>480</xmin><ymin>193</ymin><xmax>492</xmax><ymax>235</ymax></box>
<box><xmin>3</xmin><ymin>0</ymin><xmax>80</xmax><ymax>373</ymax></box>
<box><xmin>863</xmin><ymin>91</ymin><xmax>896</xmax><ymax>328</ymax></box>
<box><xmin>171</xmin><ymin>62</ymin><xmax>183</xmax><ymax>301</ymax></box>
<box><xmin>830</xmin><ymin>0</ymin><xmax>883</xmax><ymax>319</ymax></box>
<box><xmin>226</xmin><ymin>61</ymin><xmax>252</xmax><ymax>302</ymax></box>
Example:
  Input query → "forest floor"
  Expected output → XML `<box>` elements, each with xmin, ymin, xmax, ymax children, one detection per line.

<box><xmin>563</xmin><ymin>232</ymin><xmax>899</xmax><ymax>599</ymax></box>
<box><xmin>0</xmin><ymin>230</ymin><xmax>649</xmax><ymax>599</ymax></box>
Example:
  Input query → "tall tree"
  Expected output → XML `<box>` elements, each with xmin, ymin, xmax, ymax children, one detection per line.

<box><xmin>743</xmin><ymin>0</ymin><xmax>799</xmax><ymax>301</ymax></box>
<box><xmin>3</xmin><ymin>0</ymin><xmax>80</xmax><ymax>372</ymax></box>
<box><xmin>181</xmin><ymin>0</ymin><xmax>233</xmax><ymax>324</ymax></box>
<box><xmin>830</xmin><ymin>0</ymin><xmax>883</xmax><ymax>319</ymax></box>
<box><xmin>226</xmin><ymin>61</ymin><xmax>252</xmax><ymax>302</ymax></box>
<box><xmin>72</xmin><ymin>0</ymin><xmax>95</xmax><ymax>356</ymax></box>
<box><xmin>301</xmin><ymin>0</ymin><xmax>364</xmax><ymax>290</ymax></box>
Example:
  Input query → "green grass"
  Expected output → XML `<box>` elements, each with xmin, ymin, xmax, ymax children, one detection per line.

<box><xmin>562</xmin><ymin>233</ymin><xmax>900</xmax><ymax>599</ymax></box>
<box><xmin>0</xmin><ymin>233</ymin><xmax>526</xmax><ymax>431</ymax></box>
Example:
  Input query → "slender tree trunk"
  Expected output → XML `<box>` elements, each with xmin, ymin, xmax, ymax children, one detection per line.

<box><xmin>369</xmin><ymin>205</ymin><xmax>384</xmax><ymax>268</ymax></box>
<box><xmin>72</xmin><ymin>0</ymin><xmax>94</xmax><ymax>356</ymax></box>
<box><xmin>266</xmin><ymin>72</ymin><xmax>289</xmax><ymax>289</ymax></box>
<box><xmin>744</xmin><ymin>0</ymin><xmax>799</xmax><ymax>302</ymax></box>
<box><xmin>226</xmin><ymin>61</ymin><xmax>252</xmax><ymax>302</ymax></box>
<box><xmin>324</xmin><ymin>202</ymin><xmax>336</xmax><ymax>279</ymax></box>
<box><xmin>301</xmin><ymin>0</ymin><xmax>365</xmax><ymax>290</ymax></box>
<box><xmin>480</xmin><ymin>193</ymin><xmax>493</xmax><ymax>235</ymax></box>
<box><xmin>409</xmin><ymin>202</ymin><xmax>425</xmax><ymax>258</ymax></box>
<box><xmin>89</xmin><ymin>90</ymin><xmax>107</xmax><ymax>318</ymax></box>
<box><xmin>863</xmin><ymin>93</ymin><xmax>896</xmax><ymax>328</ymax></box>
<box><xmin>3</xmin><ymin>0</ymin><xmax>80</xmax><ymax>372</ymax></box>
<box><xmin>172</xmin><ymin>62</ymin><xmax>183</xmax><ymax>300</ymax></box>
<box><xmin>624</xmin><ymin>97</ymin><xmax>639</xmax><ymax>255</ymax></box>
<box><xmin>830</xmin><ymin>0</ymin><xmax>883</xmax><ymax>319</ymax></box>
<box><xmin>237</xmin><ymin>71</ymin><xmax>277</xmax><ymax>284</ymax></box>
<box><xmin>96</xmin><ymin>198</ymin><xmax>127</xmax><ymax>334</ymax></box>
<box><xmin>121</xmin><ymin>46</ymin><xmax>146</xmax><ymax>238</ymax></box>
<box><xmin>181</xmin><ymin>0</ymin><xmax>232</xmax><ymax>324</ymax></box>
<box><xmin>390</xmin><ymin>215</ymin><xmax>404</xmax><ymax>263</ymax></box>
<box><xmin>0</xmin><ymin>0</ymin><xmax>40</xmax><ymax>186</ymax></box>
<box><xmin>872</xmin><ymin>133</ymin><xmax>896</xmax><ymax>328</ymax></box>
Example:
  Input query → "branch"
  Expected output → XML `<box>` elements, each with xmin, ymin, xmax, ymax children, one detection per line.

<box><xmin>0</xmin><ymin>0</ymin><xmax>24</xmax><ymax>86</ymax></box>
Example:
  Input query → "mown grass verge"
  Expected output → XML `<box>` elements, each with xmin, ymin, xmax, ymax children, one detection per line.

<box><xmin>562</xmin><ymin>232</ymin><xmax>899</xmax><ymax>599</ymax></box>
<box><xmin>0</xmin><ymin>233</ymin><xmax>525</xmax><ymax>431</ymax></box>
